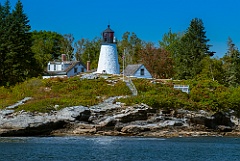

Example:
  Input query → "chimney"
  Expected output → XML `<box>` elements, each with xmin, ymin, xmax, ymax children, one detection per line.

<box><xmin>87</xmin><ymin>61</ymin><xmax>90</xmax><ymax>72</ymax></box>
<box><xmin>62</xmin><ymin>54</ymin><xmax>67</xmax><ymax>61</ymax></box>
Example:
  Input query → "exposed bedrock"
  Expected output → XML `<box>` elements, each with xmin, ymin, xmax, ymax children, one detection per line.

<box><xmin>0</xmin><ymin>97</ymin><xmax>239</xmax><ymax>137</ymax></box>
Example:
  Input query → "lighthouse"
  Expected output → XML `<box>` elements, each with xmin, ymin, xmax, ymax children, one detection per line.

<box><xmin>96</xmin><ymin>25</ymin><xmax>120</xmax><ymax>74</ymax></box>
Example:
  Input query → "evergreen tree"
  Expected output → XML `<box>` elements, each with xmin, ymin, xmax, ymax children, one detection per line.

<box><xmin>175</xmin><ymin>18</ymin><xmax>211</xmax><ymax>79</ymax></box>
<box><xmin>0</xmin><ymin>0</ymin><xmax>12</xmax><ymax>85</ymax></box>
<box><xmin>222</xmin><ymin>37</ymin><xmax>240</xmax><ymax>87</ymax></box>
<box><xmin>159</xmin><ymin>29</ymin><xmax>182</xmax><ymax>56</ymax></box>
<box><xmin>0</xmin><ymin>0</ymin><xmax>38</xmax><ymax>86</ymax></box>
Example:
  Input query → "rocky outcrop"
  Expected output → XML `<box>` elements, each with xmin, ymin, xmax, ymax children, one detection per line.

<box><xmin>0</xmin><ymin>97</ymin><xmax>240</xmax><ymax>137</ymax></box>
<box><xmin>0</xmin><ymin>106</ymin><xmax>90</xmax><ymax>136</ymax></box>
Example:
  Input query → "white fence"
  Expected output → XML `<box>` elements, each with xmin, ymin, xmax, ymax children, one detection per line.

<box><xmin>174</xmin><ymin>85</ymin><xmax>190</xmax><ymax>94</ymax></box>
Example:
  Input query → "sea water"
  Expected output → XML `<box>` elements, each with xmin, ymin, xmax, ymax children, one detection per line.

<box><xmin>0</xmin><ymin>136</ymin><xmax>239</xmax><ymax>161</ymax></box>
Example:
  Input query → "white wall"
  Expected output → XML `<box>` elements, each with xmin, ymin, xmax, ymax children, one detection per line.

<box><xmin>97</xmin><ymin>44</ymin><xmax>120</xmax><ymax>74</ymax></box>
<box><xmin>67</xmin><ymin>64</ymin><xmax>86</xmax><ymax>77</ymax></box>
<box><xmin>134</xmin><ymin>65</ymin><xmax>152</xmax><ymax>79</ymax></box>
<box><xmin>47</xmin><ymin>62</ymin><xmax>86</xmax><ymax>77</ymax></box>
<box><xmin>48</xmin><ymin>64</ymin><xmax>62</xmax><ymax>71</ymax></box>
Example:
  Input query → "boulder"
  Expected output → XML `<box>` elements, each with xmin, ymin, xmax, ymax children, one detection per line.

<box><xmin>56</xmin><ymin>106</ymin><xmax>90</xmax><ymax>122</ymax></box>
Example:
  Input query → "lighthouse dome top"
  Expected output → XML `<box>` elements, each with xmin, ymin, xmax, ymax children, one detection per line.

<box><xmin>103</xmin><ymin>25</ymin><xmax>114</xmax><ymax>33</ymax></box>
<box><xmin>102</xmin><ymin>25</ymin><xmax>115</xmax><ymax>44</ymax></box>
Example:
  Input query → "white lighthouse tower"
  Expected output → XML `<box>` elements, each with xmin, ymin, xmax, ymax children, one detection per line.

<box><xmin>96</xmin><ymin>25</ymin><xmax>120</xmax><ymax>74</ymax></box>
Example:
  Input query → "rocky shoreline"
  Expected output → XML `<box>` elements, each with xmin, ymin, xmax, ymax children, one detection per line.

<box><xmin>1</xmin><ymin>97</ymin><xmax>240</xmax><ymax>137</ymax></box>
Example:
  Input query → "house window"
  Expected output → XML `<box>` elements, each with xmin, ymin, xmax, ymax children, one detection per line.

<box><xmin>81</xmin><ymin>67</ymin><xmax>84</xmax><ymax>72</ymax></box>
<box><xmin>74</xmin><ymin>67</ymin><xmax>78</xmax><ymax>73</ymax></box>
<box><xmin>48</xmin><ymin>65</ymin><xmax>50</xmax><ymax>71</ymax></box>
<box><xmin>54</xmin><ymin>65</ymin><xmax>56</xmax><ymax>71</ymax></box>
<box><xmin>140</xmin><ymin>68</ymin><xmax>144</xmax><ymax>75</ymax></box>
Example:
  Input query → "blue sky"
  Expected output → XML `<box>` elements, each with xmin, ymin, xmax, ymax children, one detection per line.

<box><xmin>3</xmin><ymin>0</ymin><xmax>240</xmax><ymax>57</ymax></box>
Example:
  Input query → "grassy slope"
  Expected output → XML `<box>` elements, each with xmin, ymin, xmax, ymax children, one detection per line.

<box><xmin>0</xmin><ymin>76</ymin><xmax>131</xmax><ymax>113</ymax></box>
<box><xmin>1</xmin><ymin>76</ymin><xmax>240</xmax><ymax>116</ymax></box>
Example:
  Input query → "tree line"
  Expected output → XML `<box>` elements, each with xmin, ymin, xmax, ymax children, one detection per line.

<box><xmin>1</xmin><ymin>0</ymin><xmax>240</xmax><ymax>88</ymax></box>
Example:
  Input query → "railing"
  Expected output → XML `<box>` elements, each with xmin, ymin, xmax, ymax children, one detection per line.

<box><xmin>174</xmin><ymin>85</ymin><xmax>190</xmax><ymax>94</ymax></box>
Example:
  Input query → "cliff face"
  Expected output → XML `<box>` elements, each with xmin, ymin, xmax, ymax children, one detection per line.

<box><xmin>0</xmin><ymin>97</ymin><xmax>240</xmax><ymax>137</ymax></box>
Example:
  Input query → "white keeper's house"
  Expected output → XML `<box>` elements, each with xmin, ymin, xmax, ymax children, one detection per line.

<box><xmin>43</xmin><ymin>54</ymin><xmax>87</xmax><ymax>79</ymax></box>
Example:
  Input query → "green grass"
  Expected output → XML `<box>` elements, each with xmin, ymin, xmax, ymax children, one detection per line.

<box><xmin>1</xmin><ymin>76</ymin><xmax>240</xmax><ymax>115</ymax></box>
<box><xmin>0</xmin><ymin>76</ymin><xmax>131</xmax><ymax>113</ymax></box>
<box><xmin>117</xmin><ymin>78</ymin><xmax>240</xmax><ymax>115</ymax></box>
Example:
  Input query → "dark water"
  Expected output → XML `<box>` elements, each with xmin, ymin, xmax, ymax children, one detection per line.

<box><xmin>0</xmin><ymin>136</ymin><xmax>239</xmax><ymax>161</ymax></box>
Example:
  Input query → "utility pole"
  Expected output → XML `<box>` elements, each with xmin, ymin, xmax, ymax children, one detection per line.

<box><xmin>123</xmin><ymin>48</ymin><xmax>125</xmax><ymax>81</ymax></box>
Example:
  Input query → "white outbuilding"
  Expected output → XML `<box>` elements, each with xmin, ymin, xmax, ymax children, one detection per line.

<box><xmin>123</xmin><ymin>64</ymin><xmax>152</xmax><ymax>79</ymax></box>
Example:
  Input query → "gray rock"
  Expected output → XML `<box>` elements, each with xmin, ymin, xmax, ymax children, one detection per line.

<box><xmin>81</xmin><ymin>73</ymin><xmax>99</xmax><ymax>79</ymax></box>
<box><xmin>6</xmin><ymin>97</ymin><xmax>32</xmax><ymax>109</ymax></box>
<box><xmin>56</xmin><ymin>106</ymin><xmax>90</xmax><ymax>121</ymax></box>
<box><xmin>121</xmin><ymin>125</ymin><xmax>150</xmax><ymax>133</ymax></box>
<box><xmin>0</xmin><ymin>106</ymin><xmax>90</xmax><ymax>136</ymax></box>
<box><xmin>1</xmin><ymin>96</ymin><xmax>240</xmax><ymax>137</ymax></box>
<box><xmin>0</xmin><ymin>110</ymin><xmax>15</xmax><ymax>116</ymax></box>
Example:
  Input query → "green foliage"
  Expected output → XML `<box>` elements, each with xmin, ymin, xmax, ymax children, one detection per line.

<box><xmin>31</xmin><ymin>30</ymin><xmax>64</xmax><ymax>71</ymax></box>
<box><xmin>0</xmin><ymin>77</ymin><xmax>43</xmax><ymax>108</ymax></box>
<box><xmin>74</xmin><ymin>38</ymin><xmax>85</xmax><ymax>61</ymax></box>
<box><xmin>159</xmin><ymin>29</ymin><xmax>182</xmax><ymax>57</ymax></box>
<box><xmin>227</xmin><ymin>87</ymin><xmax>240</xmax><ymax>116</ymax></box>
<box><xmin>140</xmin><ymin>42</ymin><xmax>174</xmax><ymax>79</ymax></box>
<box><xmin>81</xmin><ymin>37</ymin><xmax>101</xmax><ymax>69</ymax></box>
<box><xmin>0</xmin><ymin>77</ymin><xmax>131</xmax><ymax>112</ymax></box>
<box><xmin>118</xmin><ymin>78</ymin><xmax>240</xmax><ymax>113</ymax></box>
<box><xmin>1</xmin><ymin>76</ymin><xmax>240</xmax><ymax>114</ymax></box>
<box><xmin>118</xmin><ymin>79</ymin><xmax>191</xmax><ymax>110</ymax></box>
<box><xmin>221</xmin><ymin>37</ymin><xmax>240</xmax><ymax>87</ymax></box>
<box><xmin>117</xmin><ymin>32</ymin><xmax>142</xmax><ymax>65</ymax></box>
<box><xmin>189</xmin><ymin>79</ymin><xmax>228</xmax><ymax>111</ymax></box>
<box><xmin>174</xmin><ymin>18</ymin><xmax>211</xmax><ymax>80</ymax></box>
<box><xmin>199</xmin><ymin>57</ymin><xmax>225</xmax><ymax>84</ymax></box>
<box><xmin>61</xmin><ymin>34</ymin><xmax>74</xmax><ymax>61</ymax></box>
<box><xmin>0</xmin><ymin>0</ymin><xmax>38</xmax><ymax>86</ymax></box>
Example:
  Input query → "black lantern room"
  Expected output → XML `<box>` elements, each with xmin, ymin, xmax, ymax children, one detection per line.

<box><xmin>102</xmin><ymin>25</ymin><xmax>115</xmax><ymax>44</ymax></box>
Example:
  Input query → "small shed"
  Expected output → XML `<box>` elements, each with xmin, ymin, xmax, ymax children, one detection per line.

<box><xmin>123</xmin><ymin>64</ymin><xmax>152</xmax><ymax>79</ymax></box>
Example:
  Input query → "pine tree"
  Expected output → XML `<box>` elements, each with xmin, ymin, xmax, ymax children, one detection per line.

<box><xmin>222</xmin><ymin>37</ymin><xmax>240</xmax><ymax>87</ymax></box>
<box><xmin>175</xmin><ymin>18</ymin><xmax>211</xmax><ymax>79</ymax></box>
<box><xmin>0</xmin><ymin>0</ymin><xmax>12</xmax><ymax>85</ymax></box>
<box><xmin>1</xmin><ymin>0</ymin><xmax>38</xmax><ymax>86</ymax></box>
